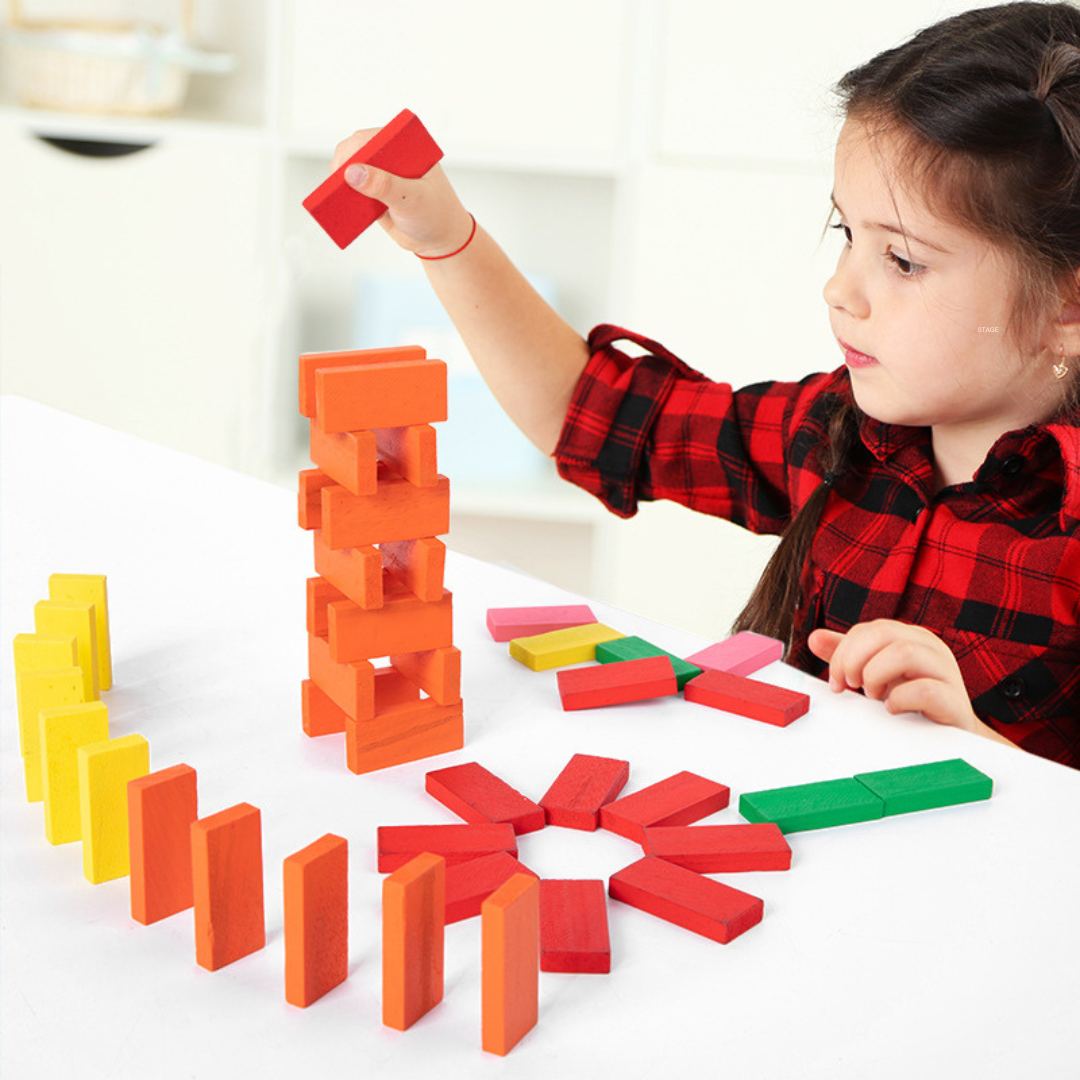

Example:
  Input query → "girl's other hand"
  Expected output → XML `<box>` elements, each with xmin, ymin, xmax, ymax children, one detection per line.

<box><xmin>330</xmin><ymin>126</ymin><xmax>474</xmax><ymax>258</ymax></box>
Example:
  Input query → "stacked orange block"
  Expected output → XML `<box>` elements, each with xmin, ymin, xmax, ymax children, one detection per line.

<box><xmin>298</xmin><ymin>345</ymin><xmax>465</xmax><ymax>773</ymax></box>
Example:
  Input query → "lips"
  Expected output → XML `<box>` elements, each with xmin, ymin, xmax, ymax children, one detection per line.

<box><xmin>839</xmin><ymin>339</ymin><xmax>878</xmax><ymax>369</ymax></box>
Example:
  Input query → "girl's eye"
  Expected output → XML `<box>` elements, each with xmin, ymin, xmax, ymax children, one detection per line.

<box><xmin>829</xmin><ymin>222</ymin><xmax>852</xmax><ymax>244</ymax></box>
<box><xmin>829</xmin><ymin>222</ymin><xmax>925</xmax><ymax>278</ymax></box>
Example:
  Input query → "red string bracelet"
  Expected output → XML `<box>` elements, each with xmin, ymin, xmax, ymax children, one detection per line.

<box><xmin>416</xmin><ymin>213</ymin><xmax>477</xmax><ymax>260</ymax></box>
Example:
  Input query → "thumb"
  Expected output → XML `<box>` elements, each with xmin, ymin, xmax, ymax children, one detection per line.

<box><xmin>343</xmin><ymin>162</ymin><xmax>400</xmax><ymax>203</ymax></box>
<box><xmin>807</xmin><ymin>628</ymin><xmax>843</xmax><ymax>661</ymax></box>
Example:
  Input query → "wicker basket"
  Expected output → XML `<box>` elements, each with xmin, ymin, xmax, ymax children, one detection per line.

<box><xmin>4</xmin><ymin>1</ymin><xmax>234</xmax><ymax>116</ymax></box>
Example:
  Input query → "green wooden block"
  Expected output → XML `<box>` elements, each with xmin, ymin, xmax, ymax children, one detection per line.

<box><xmin>595</xmin><ymin>635</ymin><xmax>703</xmax><ymax>691</ymax></box>
<box><xmin>853</xmin><ymin>758</ymin><xmax>992</xmax><ymax>816</ymax></box>
<box><xmin>739</xmin><ymin>778</ymin><xmax>885</xmax><ymax>833</ymax></box>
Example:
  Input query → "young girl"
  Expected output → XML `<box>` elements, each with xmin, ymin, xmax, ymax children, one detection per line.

<box><xmin>329</xmin><ymin>1</ymin><xmax>1080</xmax><ymax>768</ymax></box>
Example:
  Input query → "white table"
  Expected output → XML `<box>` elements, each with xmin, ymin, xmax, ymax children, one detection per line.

<box><xmin>3</xmin><ymin>396</ymin><xmax>1078</xmax><ymax>1079</ymax></box>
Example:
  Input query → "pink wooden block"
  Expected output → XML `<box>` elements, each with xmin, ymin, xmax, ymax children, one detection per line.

<box><xmin>486</xmin><ymin>605</ymin><xmax>597</xmax><ymax>642</ymax></box>
<box><xmin>685</xmin><ymin>631</ymin><xmax>783</xmax><ymax>677</ymax></box>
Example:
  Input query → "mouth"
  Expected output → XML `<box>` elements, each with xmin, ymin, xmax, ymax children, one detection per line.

<box><xmin>839</xmin><ymin>339</ymin><xmax>878</xmax><ymax>369</ymax></box>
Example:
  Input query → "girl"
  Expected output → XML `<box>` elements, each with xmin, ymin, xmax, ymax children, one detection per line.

<box><xmin>329</xmin><ymin>2</ymin><xmax>1080</xmax><ymax>768</ymax></box>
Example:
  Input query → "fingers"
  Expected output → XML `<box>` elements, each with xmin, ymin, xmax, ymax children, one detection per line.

<box><xmin>331</xmin><ymin>127</ymin><xmax>379</xmax><ymax>172</ymax></box>
<box><xmin>816</xmin><ymin>620</ymin><xmax>945</xmax><ymax>695</ymax></box>
<box><xmin>807</xmin><ymin>628</ymin><xmax>843</xmax><ymax>662</ymax></box>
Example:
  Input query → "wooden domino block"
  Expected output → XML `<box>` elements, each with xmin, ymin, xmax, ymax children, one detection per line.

<box><xmin>381</xmin><ymin>537</ymin><xmax>446</xmax><ymax>602</ymax></box>
<box><xmin>596</xmin><ymin>635</ymin><xmax>702</xmax><ymax>691</ymax></box>
<box><xmin>284</xmin><ymin>834</ymin><xmax>349</xmax><ymax>1008</ymax></box>
<box><xmin>48</xmin><ymin>574</ymin><xmax>112</xmax><ymax>690</ymax></box>
<box><xmin>608</xmin><ymin>856</ymin><xmax>763</xmax><ymax>944</ymax></box>
<box><xmin>308</xmin><ymin>633</ymin><xmax>375</xmax><ymax>719</ymax></box>
<box><xmin>320</xmin><ymin>470</ymin><xmax>449</xmax><ymax>549</ymax></box>
<box><xmin>77</xmin><ymin>734</ymin><xmax>150</xmax><ymax>884</ymax></box>
<box><xmin>328</xmin><ymin>586</ymin><xmax>453</xmax><ymax>663</ymax></box>
<box><xmin>509</xmin><ymin>623</ymin><xmax>626</xmax><ymax>671</ymax></box>
<box><xmin>425</xmin><ymin>762</ymin><xmax>545</xmax><ymax>834</ymax></box>
<box><xmin>34</xmin><ymin>600</ymin><xmax>98</xmax><ymax>701</ymax></box>
<box><xmin>739</xmin><ymin>778</ymin><xmax>885</xmax><ymax>833</ymax></box>
<box><xmin>347</xmin><ymin>697</ymin><xmax>463</xmax><ymax>774</ymax></box>
<box><xmin>13</xmin><ymin>632</ymin><xmax>77</xmax><ymax>677</ymax></box>
<box><xmin>306</xmin><ymin>576</ymin><xmax>348</xmax><ymax>637</ymax></box>
<box><xmin>302</xmin><ymin>679</ymin><xmax>349</xmax><ymax>736</ymax></box>
<box><xmin>853</xmin><ymin>758</ymin><xmax>993</xmax><ymax>815</ymax></box>
<box><xmin>556</xmin><ymin>655</ymin><xmax>678</xmax><ymax>711</ymax></box>
<box><xmin>377</xmin><ymin>823</ymin><xmax>517</xmax><ymax>873</ymax></box>
<box><xmin>444</xmin><ymin>852</ymin><xmax>538</xmax><ymax>924</ymax></box>
<box><xmin>539</xmin><ymin>879</ymin><xmax>610</xmax><ymax>974</ymax></box>
<box><xmin>390</xmin><ymin>646</ymin><xmax>460</xmax><ymax>706</ymax></box>
<box><xmin>39</xmin><ymin>701</ymin><xmax>109</xmax><ymax>845</ymax></box>
<box><xmin>383</xmin><ymin>851</ymin><xmax>445</xmax><ymax>1031</ymax></box>
<box><xmin>539</xmin><ymin>754</ymin><xmax>630</xmax><ymax>830</ymax></box>
<box><xmin>600</xmin><ymin>771</ymin><xmax>730</xmax><ymax>844</ymax></box>
<box><xmin>684</xmin><ymin>668</ymin><xmax>810</xmax><ymax>727</ymax></box>
<box><xmin>642</xmin><ymin>823</ymin><xmax>792</xmax><ymax>872</ymax></box>
<box><xmin>308</xmin><ymin>422</ymin><xmax>377</xmax><ymax>496</ymax></box>
<box><xmin>486</xmin><ymin>605</ymin><xmax>597</xmax><ymax>642</ymax></box>
<box><xmin>313</xmin><ymin>533</ymin><xmax>384</xmax><ymax>609</ymax></box>
<box><xmin>298</xmin><ymin>468</ymin><xmax>334</xmax><ymax>531</ymax></box>
<box><xmin>303</xmin><ymin>109</ymin><xmax>443</xmax><ymax>250</ymax></box>
<box><xmin>685</xmin><ymin>631</ymin><xmax>784</xmax><ymax>677</ymax></box>
<box><xmin>128</xmin><ymin>764</ymin><xmax>198</xmax><ymax>925</ymax></box>
<box><xmin>482</xmin><ymin>873</ymin><xmax>539</xmax><ymax>1056</ymax></box>
<box><xmin>299</xmin><ymin>345</ymin><xmax>427</xmax><ymax>418</ymax></box>
<box><xmin>191</xmin><ymin>803</ymin><xmax>266</xmax><ymax>970</ymax></box>
<box><xmin>315</xmin><ymin>360</ymin><xmax>447</xmax><ymax>434</ymax></box>
<box><xmin>376</xmin><ymin>425</ymin><xmax>438</xmax><ymax>487</ymax></box>
<box><xmin>15</xmin><ymin>667</ymin><xmax>85</xmax><ymax>800</ymax></box>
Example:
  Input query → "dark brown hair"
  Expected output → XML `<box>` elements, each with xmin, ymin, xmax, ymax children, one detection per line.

<box><xmin>734</xmin><ymin>1</ymin><xmax>1080</xmax><ymax>648</ymax></box>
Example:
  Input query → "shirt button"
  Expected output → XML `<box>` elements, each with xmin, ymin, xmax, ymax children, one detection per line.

<box><xmin>1001</xmin><ymin>455</ymin><xmax>1025</xmax><ymax>477</ymax></box>
<box><xmin>1001</xmin><ymin>675</ymin><xmax>1026</xmax><ymax>700</ymax></box>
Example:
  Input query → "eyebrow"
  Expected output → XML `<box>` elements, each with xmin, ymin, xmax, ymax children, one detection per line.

<box><xmin>829</xmin><ymin>193</ymin><xmax>952</xmax><ymax>255</ymax></box>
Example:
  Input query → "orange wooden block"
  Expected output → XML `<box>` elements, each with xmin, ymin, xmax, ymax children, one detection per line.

<box><xmin>382</xmin><ymin>537</ymin><xmax>446</xmax><ymax>601</ymax></box>
<box><xmin>482</xmin><ymin>873</ymin><xmax>540</xmax><ymax>1056</ymax></box>
<box><xmin>383</xmin><ymin>851</ymin><xmax>445</xmax><ymax>1031</ymax></box>
<box><xmin>328</xmin><ymin>585</ymin><xmax>454</xmax><ymax>663</ymax></box>
<box><xmin>390</xmin><ymin>646</ymin><xmax>461</xmax><ymax>706</ymax></box>
<box><xmin>302</xmin><ymin>679</ymin><xmax>349</xmax><ymax>736</ymax></box>
<box><xmin>298</xmin><ymin>469</ymin><xmax>334</xmax><ymax>531</ymax></box>
<box><xmin>315</xmin><ymin>358</ymin><xmax>447</xmax><ymax>434</ymax></box>
<box><xmin>299</xmin><ymin>345</ymin><xmax>426</xmax><ymax>418</ymax></box>
<box><xmin>308</xmin><ymin>633</ymin><xmax>375</xmax><ymax>719</ymax></box>
<box><xmin>284</xmin><ymin>834</ymin><xmax>349</xmax><ymax>1008</ymax></box>
<box><xmin>376</xmin><ymin>425</ymin><xmax>438</xmax><ymax>487</ymax></box>
<box><xmin>309</xmin><ymin>422</ymin><xmax>378</xmax><ymax>496</ymax></box>
<box><xmin>191</xmin><ymin>803</ymin><xmax>265</xmax><ymax>971</ymax></box>
<box><xmin>306</xmin><ymin>576</ymin><xmax>348</xmax><ymax>637</ymax></box>
<box><xmin>128</xmin><ymin>764</ymin><xmax>198</xmax><ymax>926</ymax></box>
<box><xmin>346</xmin><ymin>698</ymin><xmax>464</xmax><ymax>774</ymax></box>
<box><xmin>320</xmin><ymin>469</ymin><xmax>450</xmax><ymax>549</ymax></box>
<box><xmin>313</xmin><ymin>532</ymin><xmax>383</xmax><ymax>609</ymax></box>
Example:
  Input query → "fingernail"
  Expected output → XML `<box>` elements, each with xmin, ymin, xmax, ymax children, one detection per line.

<box><xmin>345</xmin><ymin>164</ymin><xmax>366</xmax><ymax>187</ymax></box>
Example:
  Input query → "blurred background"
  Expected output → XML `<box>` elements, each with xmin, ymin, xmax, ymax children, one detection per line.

<box><xmin>0</xmin><ymin>0</ymin><xmax>970</xmax><ymax>638</ymax></box>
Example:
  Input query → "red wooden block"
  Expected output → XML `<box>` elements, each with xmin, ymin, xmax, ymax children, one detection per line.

<box><xmin>377</xmin><ymin>823</ymin><xmax>517</xmax><ymax>873</ymax></box>
<box><xmin>320</xmin><ymin>470</ymin><xmax>449</xmax><ymax>549</ymax></box>
<box><xmin>599</xmin><ymin>771</ymin><xmax>730</xmax><ymax>844</ymax></box>
<box><xmin>191</xmin><ymin>803</ymin><xmax>265</xmax><ymax>971</ymax></box>
<box><xmin>315</xmin><ymin>361</ymin><xmax>447</xmax><ymax>434</ymax></box>
<box><xmin>307</xmin><ymin>575</ymin><xmax>348</xmax><ymax>638</ymax></box>
<box><xmin>302</xmin><ymin>679</ymin><xmax>348</xmax><ymax>736</ymax></box>
<box><xmin>284</xmin><ymin>834</ymin><xmax>349</xmax><ymax>1008</ymax></box>
<box><xmin>557</xmin><ymin>655</ymin><xmax>678</xmax><ymax>711</ymax></box>
<box><xmin>313</xmin><ymin>533</ymin><xmax>383</xmax><ymax>609</ymax></box>
<box><xmin>346</xmin><ymin>697</ymin><xmax>463</xmax><ymax>774</ymax></box>
<box><xmin>486</xmin><ymin>605</ymin><xmax>597</xmax><ymax>642</ymax></box>
<box><xmin>303</xmin><ymin>109</ymin><xmax>443</xmax><ymax>250</ymax></box>
<box><xmin>309</xmin><ymin>421</ymin><xmax>377</xmax><ymax>496</ymax></box>
<box><xmin>445</xmin><ymin>852</ymin><xmax>538</xmax><ymax>924</ymax></box>
<box><xmin>425</xmin><ymin>762</ymin><xmax>545</xmax><ymax>835</ymax></box>
<box><xmin>608</xmin><ymin>856</ymin><xmax>763</xmax><ymax>944</ymax></box>
<box><xmin>382</xmin><ymin>537</ymin><xmax>446</xmax><ymax>602</ymax></box>
<box><xmin>642</xmin><ymin>823</ymin><xmax>792</xmax><ymax>872</ymax></box>
<box><xmin>328</xmin><ymin>585</ymin><xmax>453</xmax><ymax>663</ymax></box>
<box><xmin>684</xmin><ymin>668</ymin><xmax>810</xmax><ymax>727</ymax></box>
<box><xmin>539</xmin><ymin>879</ymin><xmax>611</xmax><ymax>974</ymax></box>
<box><xmin>298</xmin><ymin>469</ymin><xmax>334</xmax><ymax>531</ymax></box>
<box><xmin>299</xmin><ymin>345</ymin><xmax>426</xmax><ymax>418</ymax></box>
<box><xmin>390</xmin><ymin>646</ymin><xmax>461</xmax><ymax>706</ymax></box>
<box><xmin>376</xmin><ymin>425</ymin><xmax>438</xmax><ymax>487</ymax></box>
<box><xmin>128</xmin><ymin>764</ymin><xmax>198</xmax><ymax>925</ymax></box>
<box><xmin>539</xmin><ymin>754</ymin><xmax>630</xmax><ymax>831</ymax></box>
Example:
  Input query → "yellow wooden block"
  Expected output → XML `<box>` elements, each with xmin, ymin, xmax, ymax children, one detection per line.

<box><xmin>49</xmin><ymin>575</ymin><xmax>112</xmax><ymax>691</ymax></box>
<box><xmin>509</xmin><ymin>623</ymin><xmax>626</xmax><ymax>671</ymax></box>
<box><xmin>34</xmin><ymin>600</ymin><xmax>99</xmax><ymax>702</ymax></box>
<box><xmin>13</xmin><ymin>632</ymin><xmax>78</xmax><ymax>677</ymax></box>
<box><xmin>78</xmin><ymin>734</ymin><xmax>149</xmax><ymax>884</ymax></box>
<box><xmin>15</xmin><ymin>667</ymin><xmax>86</xmax><ymax>800</ymax></box>
<box><xmin>40</xmin><ymin>702</ymin><xmax>110</xmax><ymax>845</ymax></box>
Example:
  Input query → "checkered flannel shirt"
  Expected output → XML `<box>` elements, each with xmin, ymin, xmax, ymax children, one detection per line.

<box><xmin>553</xmin><ymin>325</ymin><xmax>1080</xmax><ymax>768</ymax></box>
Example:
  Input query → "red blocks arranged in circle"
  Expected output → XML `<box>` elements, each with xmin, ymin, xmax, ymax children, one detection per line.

<box><xmin>298</xmin><ymin>346</ymin><xmax>464</xmax><ymax>775</ymax></box>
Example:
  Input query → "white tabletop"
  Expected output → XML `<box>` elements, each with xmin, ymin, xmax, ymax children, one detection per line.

<box><xmin>2</xmin><ymin>395</ymin><xmax>1078</xmax><ymax>1079</ymax></box>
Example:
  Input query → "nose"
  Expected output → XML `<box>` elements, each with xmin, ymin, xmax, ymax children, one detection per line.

<box><xmin>823</xmin><ymin>253</ymin><xmax>870</xmax><ymax>319</ymax></box>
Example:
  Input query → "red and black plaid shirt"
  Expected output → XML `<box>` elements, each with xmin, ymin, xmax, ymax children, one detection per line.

<box><xmin>554</xmin><ymin>325</ymin><xmax>1080</xmax><ymax>769</ymax></box>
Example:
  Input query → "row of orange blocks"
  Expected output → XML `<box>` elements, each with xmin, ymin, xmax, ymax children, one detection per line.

<box><xmin>297</xmin><ymin>345</ymin><xmax>465</xmax><ymax>773</ymax></box>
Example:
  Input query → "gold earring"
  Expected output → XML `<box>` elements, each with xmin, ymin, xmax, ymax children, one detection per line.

<box><xmin>1054</xmin><ymin>344</ymin><xmax>1069</xmax><ymax>380</ymax></box>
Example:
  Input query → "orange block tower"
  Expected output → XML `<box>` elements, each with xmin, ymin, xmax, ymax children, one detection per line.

<box><xmin>298</xmin><ymin>346</ymin><xmax>465</xmax><ymax>774</ymax></box>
